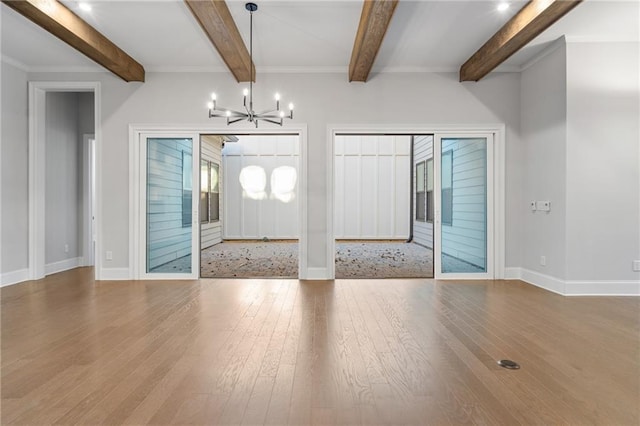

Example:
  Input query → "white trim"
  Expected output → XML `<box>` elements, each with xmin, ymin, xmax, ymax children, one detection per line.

<box><xmin>510</xmin><ymin>267</ymin><xmax>640</xmax><ymax>296</ymax></box>
<box><xmin>520</xmin><ymin>268</ymin><xmax>566</xmax><ymax>295</ymax></box>
<box><xmin>82</xmin><ymin>134</ymin><xmax>96</xmax><ymax>267</ymax></box>
<box><xmin>99</xmin><ymin>268</ymin><xmax>131</xmax><ymax>280</ymax></box>
<box><xmin>129</xmin><ymin>124</ymin><xmax>308</xmax><ymax>280</ymax></box>
<box><xmin>327</xmin><ymin>124</ymin><xmax>506</xmax><ymax>281</ymax></box>
<box><xmin>28</xmin><ymin>82</ymin><xmax>102</xmax><ymax>281</ymax></box>
<box><xmin>564</xmin><ymin>280</ymin><xmax>640</xmax><ymax>296</ymax></box>
<box><xmin>302</xmin><ymin>267</ymin><xmax>330</xmax><ymax>280</ymax></box>
<box><xmin>1</xmin><ymin>55</ymin><xmax>29</xmax><ymax>72</ymax></box>
<box><xmin>0</xmin><ymin>269</ymin><xmax>30</xmax><ymax>287</ymax></box>
<box><xmin>45</xmin><ymin>257</ymin><xmax>82</xmax><ymax>276</ymax></box>
<box><xmin>504</xmin><ymin>267</ymin><xmax>521</xmax><ymax>280</ymax></box>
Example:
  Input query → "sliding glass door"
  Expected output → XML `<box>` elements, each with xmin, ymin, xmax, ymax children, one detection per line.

<box><xmin>434</xmin><ymin>134</ymin><xmax>494</xmax><ymax>278</ymax></box>
<box><xmin>139</xmin><ymin>134</ymin><xmax>199</xmax><ymax>279</ymax></box>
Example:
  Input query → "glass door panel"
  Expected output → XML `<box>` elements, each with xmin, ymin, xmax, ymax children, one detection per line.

<box><xmin>435</xmin><ymin>135</ymin><xmax>493</xmax><ymax>278</ymax></box>
<box><xmin>145</xmin><ymin>137</ymin><xmax>197</xmax><ymax>275</ymax></box>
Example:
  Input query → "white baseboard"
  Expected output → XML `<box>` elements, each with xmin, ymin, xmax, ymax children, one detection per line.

<box><xmin>506</xmin><ymin>267</ymin><xmax>639</xmax><ymax>296</ymax></box>
<box><xmin>564</xmin><ymin>280</ymin><xmax>640</xmax><ymax>296</ymax></box>
<box><xmin>302</xmin><ymin>267</ymin><xmax>331</xmax><ymax>280</ymax></box>
<box><xmin>98</xmin><ymin>267</ymin><xmax>131</xmax><ymax>280</ymax></box>
<box><xmin>45</xmin><ymin>257</ymin><xmax>82</xmax><ymax>276</ymax></box>
<box><xmin>0</xmin><ymin>268</ymin><xmax>30</xmax><ymax>287</ymax></box>
<box><xmin>504</xmin><ymin>267</ymin><xmax>521</xmax><ymax>280</ymax></box>
<box><xmin>520</xmin><ymin>268</ymin><xmax>565</xmax><ymax>295</ymax></box>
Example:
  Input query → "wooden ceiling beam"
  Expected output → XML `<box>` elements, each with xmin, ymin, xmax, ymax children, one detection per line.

<box><xmin>460</xmin><ymin>0</ymin><xmax>582</xmax><ymax>82</ymax></box>
<box><xmin>2</xmin><ymin>0</ymin><xmax>145</xmax><ymax>82</ymax></box>
<box><xmin>349</xmin><ymin>0</ymin><xmax>398</xmax><ymax>82</ymax></box>
<box><xmin>184</xmin><ymin>0</ymin><xmax>254</xmax><ymax>83</ymax></box>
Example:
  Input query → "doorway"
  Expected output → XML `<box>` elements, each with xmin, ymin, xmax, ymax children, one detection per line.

<box><xmin>200</xmin><ymin>133</ymin><xmax>301</xmax><ymax>278</ymax></box>
<box><xmin>328</xmin><ymin>126</ymin><xmax>504</xmax><ymax>280</ymax></box>
<box><xmin>28</xmin><ymin>82</ymin><xmax>99</xmax><ymax>280</ymax></box>
<box><xmin>130</xmin><ymin>126</ymin><xmax>308</xmax><ymax>280</ymax></box>
<box><xmin>333</xmin><ymin>134</ymin><xmax>433</xmax><ymax>278</ymax></box>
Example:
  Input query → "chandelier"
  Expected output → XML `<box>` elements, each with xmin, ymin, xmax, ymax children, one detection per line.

<box><xmin>207</xmin><ymin>2</ymin><xmax>294</xmax><ymax>127</ymax></box>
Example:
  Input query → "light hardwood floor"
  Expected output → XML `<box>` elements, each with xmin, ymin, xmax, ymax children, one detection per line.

<box><xmin>1</xmin><ymin>267</ymin><xmax>638</xmax><ymax>425</ymax></box>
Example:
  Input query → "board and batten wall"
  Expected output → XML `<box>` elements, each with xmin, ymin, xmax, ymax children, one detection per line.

<box><xmin>441</xmin><ymin>138</ymin><xmax>487</xmax><ymax>269</ymax></box>
<box><xmin>413</xmin><ymin>135</ymin><xmax>434</xmax><ymax>248</ymax></box>
<box><xmin>334</xmin><ymin>135</ymin><xmax>410</xmax><ymax>239</ymax></box>
<box><xmin>223</xmin><ymin>135</ymin><xmax>299</xmax><ymax>240</ymax></box>
<box><xmin>146</xmin><ymin>138</ymin><xmax>192</xmax><ymax>270</ymax></box>
<box><xmin>200</xmin><ymin>135</ymin><xmax>223</xmax><ymax>250</ymax></box>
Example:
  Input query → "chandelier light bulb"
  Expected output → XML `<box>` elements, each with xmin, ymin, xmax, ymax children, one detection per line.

<box><xmin>279</xmin><ymin>111</ymin><xmax>285</xmax><ymax>118</ymax></box>
<box><xmin>288</xmin><ymin>103</ymin><xmax>294</xmax><ymax>110</ymax></box>
<box><xmin>207</xmin><ymin>102</ymin><xmax>213</xmax><ymax>109</ymax></box>
<box><xmin>211</xmin><ymin>93</ymin><xmax>216</xmax><ymax>100</ymax></box>
<box><xmin>497</xmin><ymin>2</ymin><xmax>509</xmax><ymax>11</ymax></box>
<box><xmin>243</xmin><ymin>88</ymin><xmax>249</xmax><ymax>96</ymax></box>
<box><xmin>226</xmin><ymin>110</ymin><xmax>231</xmax><ymax>117</ymax></box>
<box><xmin>275</xmin><ymin>93</ymin><xmax>280</xmax><ymax>101</ymax></box>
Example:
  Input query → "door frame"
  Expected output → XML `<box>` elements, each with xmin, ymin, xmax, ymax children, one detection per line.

<box><xmin>434</xmin><ymin>133</ymin><xmax>495</xmax><ymax>279</ymax></box>
<box><xmin>129</xmin><ymin>124</ymin><xmax>308</xmax><ymax>279</ymax></box>
<box><xmin>28</xmin><ymin>81</ymin><xmax>101</xmax><ymax>280</ymax></box>
<box><xmin>135</xmin><ymin>132</ymin><xmax>200</xmax><ymax>280</ymax></box>
<box><xmin>81</xmin><ymin>134</ymin><xmax>96</xmax><ymax>267</ymax></box>
<box><xmin>327</xmin><ymin>124</ymin><xmax>505</xmax><ymax>280</ymax></box>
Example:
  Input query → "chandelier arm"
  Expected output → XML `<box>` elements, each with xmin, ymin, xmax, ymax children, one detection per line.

<box><xmin>257</xmin><ymin>108</ymin><xmax>278</xmax><ymax>115</ymax></box>
<box><xmin>227</xmin><ymin>117</ymin><xmax>247</xmax><ymax>125</ymax></box>
<box><xmin>224</xmin><ymin>108</ymin><xmax>249</xmax><ymax>117</ymax></box>
<box><xmin>259</xmin><ymin>118</ymin><xmax>284</xmax><ymax>126</ymax></box>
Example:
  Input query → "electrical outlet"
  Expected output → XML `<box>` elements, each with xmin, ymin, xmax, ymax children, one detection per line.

<box><xmin>530</xmin><ymin>201</ymin><xmax>537</xmax><ymax>211</ymax></box>
<box><xmin>540</xmin><ymin>256</ymin><xmax>546</xmax><ymax>266</ymax></box>
<box><xmin>537</xmin><ymin>201</ymin><xmax>551</xmax><ymax>212</ymax></box>
<box><xmin>106</xmin><ymin>251</ymin><xmax>113</xmax><ymax>261</ymax></box>
<box><xmin>633</xmin><ymin>260</ymin><xmax>640</xmax><ymax>272</ymax></box>
<box><xmin>64</xmin><ymin>244</ymin><xmax>69</xmax><ymax>253</ymax></box>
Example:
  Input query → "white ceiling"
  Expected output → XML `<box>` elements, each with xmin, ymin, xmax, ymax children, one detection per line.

<box><xmin>1</xmin><ymin>0</ymin><xmax>638</xmax><ymax>76</ymax></box>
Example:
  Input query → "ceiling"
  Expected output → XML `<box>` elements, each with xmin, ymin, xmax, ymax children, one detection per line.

<box><xmin>1</xmin><ymin>0</ymin><xmax>638</xmax><ymax>77</ymax></box>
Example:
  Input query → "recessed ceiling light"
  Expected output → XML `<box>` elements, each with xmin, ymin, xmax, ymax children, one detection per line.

<box><xmin>497</xmin><ymin>2</ymin><xmax>510</xmax><ymax>12</ymax></box>
<box><xmin>79</xmin><ymin>2</ymin><xmax>92</xmax><ymax>12</ymax></box>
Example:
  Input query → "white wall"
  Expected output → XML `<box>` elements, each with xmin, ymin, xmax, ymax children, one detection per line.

<box><xmin>520</xmin><ymin>42</ymin><xmax>568</xmax><ymax>280</ymax></box>
<box><xmin>223</xmin><ymin>134</ymin><xmax>299</xmax><ymax>239</ymax></box>
<box><xmin>413</xmin><ymin>135</ymin><xmax>433</xmax><ymax>248</ymax></box>
<box><xmin>5</xmin><ymin>69</ymin><xmax>522</xmax><ymax>279</ymax></box>
<box><xmin>200</xmin><ymin>135</ymin><xmax>223</xmax><ymax>249</ymax></box>
<box><xmin>1</xmin><ymin>61</ymin><xmax>29</xmax><ymax>280</ymax></box>
<box><xmin>334</xmin><ymin>135</ymin><xmax>410</xmax><ymax>239</ymax></box>
<box><xmin>566</xmin><ymin>42</ymin><xmax>640</xmax><ymax>282</ymax></box>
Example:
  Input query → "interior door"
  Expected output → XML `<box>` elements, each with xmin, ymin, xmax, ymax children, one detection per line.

<box><xmin>434</xmin><ymin>133</ymin><xmax>494</xmax><ymax>279</ymax></box>
<box><xmin>139</xmin><ymin>133</ymin><xmax>200</xmax><ymax>279</ymax></box>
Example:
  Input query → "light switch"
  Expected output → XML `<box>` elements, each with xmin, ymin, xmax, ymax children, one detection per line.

<box><xmin>530</xmin><ymin>201</ymin><xmax>537</xmax><ymax>211</ymax></box>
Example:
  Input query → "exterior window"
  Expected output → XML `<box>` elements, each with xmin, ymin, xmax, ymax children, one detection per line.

<box><xmin>441</xmin><ymin>150</ymin><xmax>453</xmax><ymax>226</ymax></box>
<box><xmin>415</xmin><ymin>161</ymin><xmax>426</xmax><ymax>222</ymax></box>
<box><xmin>210</xmin><ymin>163</ymin><xmax>220</xmax><ymax>222</ymax></box>
<box><xmin>200</xmin><ymin>160</ymin><xmax>209</xmax><ymax>223</ymax></box>
<box><xmin>182</xmin><ymin>152</ymin><xmax>192</xmax><ymax>227</ymax></box>
<box><xmin>426</xmin><ymin>158</ymin><xmax>434</xmax><ymax>222</ymax></box>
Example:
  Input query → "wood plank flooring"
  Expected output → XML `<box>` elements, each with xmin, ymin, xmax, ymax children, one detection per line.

<box><xmin>1</xmin><ymin>267</ymin><xmax>638</xmax><ymax>425</ymax></box>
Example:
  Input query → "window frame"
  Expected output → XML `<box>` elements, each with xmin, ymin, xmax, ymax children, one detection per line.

<box><xmin>210</xmin><ymin>162</ymin><xmax>220</xmax><ymax>223</ymax></box>
<box><xmin>181</xmin><ymin>151</ymin><xmax>192</xmax><ymax>227</ymax></box>
<box><xmin>441</xmin><ymin>150</ymin><xmax>453</xmax><ymax>226</ymax></box>
<box><xmin>415</xmin><ymin>161</ymin><xmax>427</xmax><ymax>222</ymax></box>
